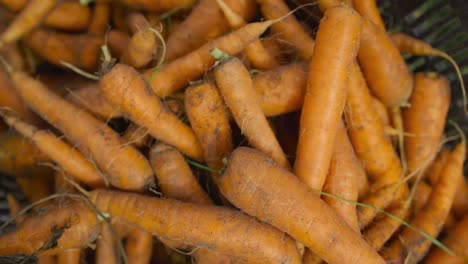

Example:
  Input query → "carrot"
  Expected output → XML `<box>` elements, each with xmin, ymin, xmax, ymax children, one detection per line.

<box><xmin>427</xmin><ymin>148</ymin><xmax>450</xmax><ymax>185</ymax></box>
<box><xmin>352</xmin><ymin>0</ymin><xmax>385</xmax><ymax>31</ymax></box>
<box><xmin>218</xmin><ymin>147</ymin><xmax>385</xmax><ymax>264</ymax></box>
<box><xmin>216</xmin><ymin>0</ymin><xmax>278</xmax><ymax>70</ymax></box>
<box><xmin>295</xmin><ymin>6</ymin><xmax>361</xmax><ymax>191</ymax></box>
<box><xmin>38</xmin><ymin>256</ymin><xmax>56</xmax><ymax>264</ymax></box>
<box><xmin>66</xmin><ymin>83</ymin><xmax>122</xmax><ymax>120</ymax></box>
<box><xmin>100</xmin><ymin>63</ymin><xmax>203</xmax><ymax>160</ymax></box>
<box><xmin>382</xmin><ymin>139</ymin><xmax>466</xmax><ymax>264</ymax></box>
<box><xmin>0</xmin><ymin>199</ymin><xmax>100</xmax><ymax>256</ymax></box>
<box><xmin>425</xmin><ymin>214</ymin><xmax>468</xmax><ymax>264</ymax></box>
<box><xmin>57</xmin><ymin>250</ymin><xmax>80</xmax><ymax>264</ymax></box>
<box><xmin>1</xmin><ymin>42</ymin><xmax>27</xmax><ymax>72</ymax></box>
<box><xmin>253</xmin><ymin>62</ymin><xmax>308</xmax><ymax>117</ymax></box>
<box><xmin>24</xmin><ymin>29</ymin><xmax>104</xmax><ymax>72</ymax></box>
<box><xmin>345</xmin><ymin>62</ymin><xmax>407</xmax><ymax>227</ymax></box>
<box><xmin>120</xmin><ymin>15</ymin><xmax>157</xmax><ymax>69</ymax></box>
<box><xmin>87</xmin><ymin>2</ymin><xmax>111</xmax><ymax>36</ymax></box>
<box><xmin>317</xmin><ymin>0</ymin><xmax>350</xmax><ymax>12</ymax></box>
<box><xmin>10</xmin><ymin>71</ymin><xmax>154</xmax><ymax>191</ymax></box>
<box><xmin>144</xmin><ymin>19</ymin><xmax>281</xmax><ymax>98</ymax></box>
<box><xmin>124</xmin><ymin>227</ymin><xmax>153</xmax><ymax>264</ymax></box>
<box><xmin>323</xmin><ymin>120</ymin><xmax>360</xmax><ymax>232</ymax></box>
<box><xmin>403</xmin><ymin>72</ymin><xmax>450</xmax><ymax>182</ymax></box>
<box><xmin>452</xmin><ymin>178</ymin><xmax>468</xmax><ymax>218</ymax></box>
<box><xmin>0</xmin><ymin>0</ymin><xmax>27</xmax><ymax>12</ymax></box>
<box><xmin>184</xmin><ymin>82</ymin><xmax>233</xmax><ymax>179</ymax></box>
<box><xmin>0</xmin><ymin>0</ymin><xmax>58</xmax><ymax>48</ymax></box>
<box><xmin>164</xmin><ymin>0</ymin><xmax>257</xmax><ymax>61</ymax></box>
<box><xmin>95</xmin><ymin>222</ymin><xmax>119</xmax><ymax>264</ymax></box>
<box><xmin>260</xmin><ymin>36</ymin><xmax>294</xmax><ymax>65</ymax></box>
<box><xmin>43</xmin><ymin>1</ymin><xmax>91</xmax><ymax>32</ymax></box>
<box><xmin>89</xmin><ymin>189</ymin><xmax>302</xmax><ymax>264</ymax></box>
<box><xmin>214</xmin><ymin>56</ymin><xmax>290</xmax><ymax>169</ymax></box>
<box><xmin>122</xmin><ymin>123</ymin><xmax>150</xmax><ymax>148</ymax></box>
<box><xmin>257</xmin><ymin>0</ymin><xmax>315</xmax><ymax>60</ymax></box>
<box><xmin>391</xmin><ymin>32</ymin><xmax>467</xmax><ymax>112</ymax></box>
<box><xmin>412</xmin><ymin>181</ymin><xmax>432</xmax><ymax>214</ymax></box>
<box><xmin>105</xmin><ymin>0</ymin><xmax>197</xmax><ymax>12</ymax></box>
<box><xmin>370</xmin><ymin>95</ymin><xmax>390</xmax><ymax>127</ymax></box>
<box><xmin>107</xmin><ymin>30</ymin><xmax>130</xmax><ymax>58</ymax></box>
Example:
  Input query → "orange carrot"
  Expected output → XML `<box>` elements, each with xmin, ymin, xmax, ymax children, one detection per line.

<box><xmin>214</xmin><ymin>56</ymin><xmax>290</xmax><ymax>169</ymax></box>
<box><xmin>164</xmin><ymin>0</ymin><xmax>257</xmax><ymax>61</ymax></box>
<box><xmin>403</xmin><ymin>72</ymin><xmax>450</xmax><ymax>182</ymax></box>
<box><xmin>352</xmin><ymin>0</ymin><xmax>385</xmax><ymax>31</ymax></box>
<box><xmin>38</xmin><ymin>256</ymin><xmax>56</xmax><ymax>264</ymax></box>
<box><xmin>295</xmin><ymin>6</ymin><xmax>361</xmax><ymax>191</ymax></box>
<box><xmin>257</xmin><ymin>0</ymin><xmax>315</xmax><ymax>60</ymax></box>
<box><xmin>100</xmin><ymin>63</ymin><xmax>203</xmax><ymax>160</ymax></box>
<box><xmin>317</xmin><ymin>0</ymin><xmax>350</xmax><ymax>12</ymax></box>
<box><xmin>43</xmin><ymin>1</ymin><xmax>91</xmax><ymax>32</ymax></box>
<box><xmin>323</xmin><ymin>120</ymin><xmax>360</xmax><ymax>232</ymax></box>
<box><xmin>370</xmin><ymin>95</ymin><xmax>390</xmax><ymax>127</ymax></box>
<box><xmin>124</xmin><ymin>228</ymin><xmax>153</xmax><ymax>264</ymax></box>
<box><xmin>0</xmin><ymin>0</ymin><xmax>58</xmax><ymax>48</ymax></box>
<box><xmin>120</xmin><ymin>15</ymin><xmax>157</xmax><ymax>69</ymax></box>
<box><xmin>412</xmin><ymin>181</ymin><xmax>432</xmax><ymax>214</ymax></box>
<box><xmin>1</xmin><ymin>42</ymin><xmax>27</xmax><ymax>72</ymax></box>
<box><xmin>89</xmin><ymin>189</ymin><xmax>302</xmax><ymax>264</ymax></box>
<box><xmin>10</xmin><ymin>71</ymin><xmax>154</xmax><ymax>191</ymax></box>
<box><xmin>122</xmin><ymin>124</ymin><xmax>150</xmax><ymax>148</ymax></box>
<box><xmin>107</xmin><ymin>30</ymin><xmax>130</xmax><ymax>58</ymax></box>
<box><xmin>144</xmin><ymin>19</ymin><xmax>280</xmax><ymax>97</ymax></box>
<box><xmin>382</xmin><ymin>139</ymin><xmax>466</xmax><ymax>264</ymax></box>
<box><xmin>87</xmin><ymin>2</ymin><xmax>111</xmax><ymax>36</ymax></box>
<box><xmin>95</xmin><ymin>222</ymin><xmax>119</xmax><ymax>264</ymax></box>
<box><xmin>107</xmin><ymin>0</ymin><xmax>197</xmax><ymax>12</ymax></box>
<box><xmin>57</xmin><ymin>250</ymin><xmax>80</xmax><ymax>264</ymax></box>
<box><xmin>425</xmin><ymin>214</ymin><xmax>468</xmax><ymax>264</ymax></box>
<box><xmin>427</xmin><ymin>148</ymin><xmax>450</xmax><ymax>185</ymax></box>
<box><xmin>0</xmin><ymin>111</ymin><xmax>105</xmax><ymax>188</ymax></box>
<box><xmin>24</xmin><ymin>29</ymin><xmax>103</xmax><ymax>72</ymax></box>
<box><xmin>452</xmin><ymin>178</ymin><xmax>468</xmax><ymax>218</ymax></box>
<box><xmin>218</xmin><ymin>147</ymin><xmax>385</xmax><ymax>264</ymax></box>
<box><xmin>0</xmin><ymin>0</ymin><xmax>27</xmax><ymax>12</ymax></box>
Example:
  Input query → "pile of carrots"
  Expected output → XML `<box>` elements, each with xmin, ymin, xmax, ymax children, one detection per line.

<box><xmin>0</xmin><ymin>0</ymin><xmax>467</xmax><ymax>263</ymax></box>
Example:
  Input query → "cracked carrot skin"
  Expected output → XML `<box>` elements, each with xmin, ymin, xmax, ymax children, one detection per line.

<box><xmin>295</xmin><ymin>6</ymin><xmax>361</xmax><ymax>191</ymax></box>
<box><xmin>218</xmin><ymin>147</ymin><xmax>385</xmax><ymax>264</ymax></box>
<box><xmin>89</xmin><ymin>189</ymin><xmax>302</xmax><ymax>264</ymax></box>
<box><xmin>11</xmin><ymin>71</ymin><xmax>154</xmax><ymax>191</ymax></box>
<box><xmin>100</xmin><ymin>63</ymin><xmax>203</xmax><ymax>160</ymax></box>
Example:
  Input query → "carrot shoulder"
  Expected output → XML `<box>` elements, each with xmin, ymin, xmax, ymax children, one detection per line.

<box><xmin>295</xmin><ymin>6</ymin><xmax>361</xmax><ymax>191</ymax></box>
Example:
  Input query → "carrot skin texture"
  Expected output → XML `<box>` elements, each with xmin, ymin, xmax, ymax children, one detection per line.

<box><xmin>87</xmin><ymin>2</ymin><xmax>111</xmax><ymax>36</ymax></box>
<box><xmin>218</xmin><ymin>147</ymin><xmax>385</xmax><ymax>264</ymax></box>
<box><xmin>215</xmin><ymin>56</ymin><xmax>290</xmax><ymax>169</ymax></box>
<box><xmin>11</xmin><ymin>71</ymin><xmax>154</xmax><ymax>191</ymax></box>
<box><xmin>100</xmin><ymin>63</ymin><xmax>203</xmax><ymax>160</ymax></box>
<box><xmin>295</xmin><ymin>6</ymin><xmax>361</xmax><ymax>191</ymax></box>
<box><xmin>89</xmin><ymin>189</ymin><xmax>302</xmax><ymax>264</ymax></box>
<box><xmin>43</xmin><ymin>1</ymin><xmax>91</xmax><ymax>32</ymax></box>
<box><xmin>95</xmin><ymin>222</ymin><xmax>119</xmax><ymax>264</ymax></box>
<box><xmin>358</xmin><ymin>18</ymin><xmax>413</xmax><ymax>108</ymax></box>
<box><xmin>57</xmin><ymin>250</ymin><xmax>80</xmax><ymax>264</ymax></box>
<box><xmin>352</xmin><ymin>0</ymin><xmax>386</xmax><ymax>31</ymax></box>
<box><xmin>144</xmin><ymin>20</ymin><xmax>277</xmax><ymax>98</ymax></box>
<box><xmin>382</xmin><ymin>141</ymin><xmax>466</xmax><ymax>264</ymax></box>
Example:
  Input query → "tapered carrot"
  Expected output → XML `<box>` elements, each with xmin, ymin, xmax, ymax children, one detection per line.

<box><xmin>345</xmin><ymin>63</ymin><xmax>407</xmax><ymax>227</ymax></box>
<box><xmin>427</xmin><ymin>148</ymin><xmax>450</xmax><ymax>185</ymax></box>
<box><xmin>10</xmin><ymin>71</ymin><xmax>154</xmax><ymax>191</ymax></box>
<box><xmin>323</xmin><ymin>120</ymin><xmax>360</xmax><ymax>232</ymax></box>
<box><xmin>253</xmin><ymin>62</ymin><xmax>308</xmax><ymax>117</ymax></box>
<box><xmin>87</xmin><ymin>2</ymin><xmax>110</xmax><ymax>36</ymax></box>
<box><xmin>0</xmin><ymin>0</ymin><xmax>58</xmax><ymax>48</ymax></box>
<box><xmin>382</xmin><ymin>139</ymin><xmax>466</xmax><ymax>264</ymax></box>
<box><xmin>24</xmin><ymin>29</ymin><xmax>104</xmax><ymax>72</ymax></box>
<box><xmin>216</xmin><ymin>0</ymin><xmax>278</xmax><ymax>70</ymax></box>
<box><xmin>214</xmin><ymin>56</ymin><xmax>290</xmax><ymax>169</ymax></box>
<box><xmin>0</xmin><ymin>111</ymin><xmax>105</xmax><ymax>188</ymax></box>
<box><xmin>100</xmin><ymin>63</ymin><xmax>203</xmax><ymax>160</ymax></box>
<box><xmin>352</xmin><ymin>0</ymin><xmax>385</xmax><ymax>31</ymax></box>
<box><xmin>66</xmin><ymin>84</ymin><xmax>122</xmax><ymax>120</ymax></box>
<box><xmin>295</xmin><ymin>6</ymin><xmax>361</xmax><ymax>191</ymax></box>
<box><xmin>412</xmin><ymin>181</ymin><xmax>433</xmax><ymax>214</ymax></box>
<box><xmin>57</xmin><ymin>250</ymin><xmax>80</xmax><ymax>264</ymax></box>
<box><xmin>218</xmin><ymin>147</ymin><xmax>385</xmax><ymax>264</ymax></box>
<box><xmin>95</xmin><ymin>222</ymin><xmax>118</xmax><ymax>264</ymax></box>
<box><xmin>89</xmin><ymin>189</ymin><xmax>302</xmax><ymax>264</ymax></box>
<box><xmin>121</xmin><ymin>14</ymin><xmax>157</xmax><ymax>69</ymax></box>
<box><xmin>370</xmin><ymin>95</ymin><xmax>390</xmax><ymax>127</ymax></box>
<box><xmin>164</xmin><ymin>0</ymin><xmax>257</xmax><ymax>61</ymax></box>
<box><xmin>257</xmin><ymin>0</ymin><xmax>315</xmax><ymax>60</ymax></box>
<box><xmin>404</xmin><ymin>72</ymin><xmax>450</xmax><ymax>182</ymax></box>
<box><xmin>144</xmin><ymin>19</ymin><xmax>282</xmax><ymax>97</ymax></box>
<box><xmin>0</xmin><ymin>199</ymin><xmax>100</xmax><ymax>256</ymax></box>
<box><xmin>184</xmin><ymin>82</ymin><xmax>233</xmax><ymax>179</ymax></box>
<box><xmin>125</xmin><ymin>228</ymin><xmax>153</xmax><ymax>264</ymax></box>
<box><xmin>425</xmin><ymin>214</ymin><xmax>468</xmax><ymax>264</ymax></box>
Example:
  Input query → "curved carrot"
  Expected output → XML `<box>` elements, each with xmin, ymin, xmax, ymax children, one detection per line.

<box><xmin>256</xmin><ymin>0</ymin><xmax>315</xmax><ymax>60</ymax></box>
<box><xmin>100</xmin><ymin>63</ymin><xmax>204</xmax><ymax>160</ymax></box>
<box><xmin>10</xmin><ymin>71</ymin><xmax>154</xmax><ymax>191</ymax></box>
<box><xmin>214</xmin><ymin>56</ymin><xmax>290</xmax><ymax>169</ymax></box>
<box><xmin>0</xmin><ymin>111</ymin><xmax>105</xmax><ymax>188</ymax></box>
<box><xmin>87</xmin><ymin>2</ymin><xmax>110</xmax><ymax>36</ymax></box>
<box><xmin>295</xmin><ymin>6</ymin><xmax>361</xmax><ymax>191</ymax></box>
<box><xmin>352</xmin><ymin>0</ymin><xmax>385</xmax><ymax>31</ymax></box>
<box><xmin>0</xmin><ymin>0</ymin><xmax>58</xmax><ymax>48</ymax></box>
<box><xmin>218</xmin><ymin>147</ymin><xmax>385</xmax><ymax>264</ymax></box>
<box><xmin>89</xmin><ymin>189</ymin><xmax>302</xmax><ymax>264</ymax></box>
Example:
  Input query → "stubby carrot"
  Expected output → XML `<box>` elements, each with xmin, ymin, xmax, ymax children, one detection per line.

<box><xmin>89</xmin><ymin>189</ymin><xmax>302</xmax><ymax>264</ymax></box>
<box><xmin>121</xmin><ymin>14</ymin><xmax>157</xmax><ymax>69</ymax></box>
<box><xmin>218</xmin><ymin>147</ymin><xmax>385</xmax><ymax>264</ymax></box>
<box><xmin>0</xmin><ymin>0</ymin><xmax>58</xmax><ymax>48</ymax></box>
<box><xmin>100</xmin><ymin>63</ymin><xmax>203</xmax><ymax>160</ymax></box>
<box><xmin>0</xmin><ymin>111</ymin><xmax>105</xmax><ymax>188</ymax></box>
<box><xmin>257</xmin><ymin>0</ymin><xmax>315</xmax><ymax>60</ymax></box>
<box><xmin>144</xmin><ymin>19</ymin><xmax>281</xmax><ymax>97</ymax></box>
<box><xmin>66</xmin><ymin>84</ymin><xmax>122</xmax><ymax>120</ymax></box>
<box><xmin>87</xmin><ymin>2</ymin><xmax>110</xmax><ymax>36</ymax></box>
<box><xmin>214</xmin><ymin>56</ymin><xmax>290</xmax><ymax>169</ymax></box>
<box><xmin>352</xmin><ymin>0</ymin><xmax>385</xmax><ymax>31</ymax></box>
<box><xmin>295</xmin><ymin>6</ymin><xmax>361</xmax><ymax>191</ymax></box>
<box><xmin>404</xmin><ymin>72</ymin><xmax>450</xmax><ymax>181</ymax></box>
<box><xmin>164</xmin><ymin>0</ymin><xmax>257</xmax><ymax>61</ymax></box>
<box><xmin>10</xmin><ymin>71</ymin><xmax>154</xmax><ymax>191</ymax></box>
<box><xmin>382</xmin><ymin>139</ymin><xmax>466</xmax><ymax>264</ymax></box>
